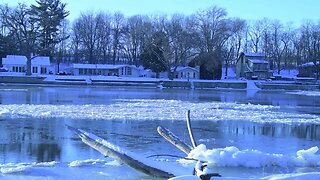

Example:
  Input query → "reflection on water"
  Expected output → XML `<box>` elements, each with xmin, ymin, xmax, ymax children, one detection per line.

<box><xmin>220</xmin><ymin>121</ymin><xmax>320</xmax><ymax>140</ymax></box>
<box><xmin>1</xmin><ymin>117</ymin><xmax>320</xmax><ymax>164</ymax></box>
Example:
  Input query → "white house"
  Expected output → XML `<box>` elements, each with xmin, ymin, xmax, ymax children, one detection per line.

<box><xmin>2</xmin><ymin>55</ymin><xmax>51</xmax><ymax>75</ymax></box>
<box><xmin>2</xmin><ymin>55</ymin><xmax>27</xmax><ymax>74</ymax></box>
<box><xmin>72</xmin><ymin>64</ymin><xmax>141</xmax><ymax>77</ymax></box>
<box><xmin>31</xmin><ymin>56</ymin><xmax>51</xmax><ymax>75</ymax></box>
<box><xmin>173</xmin><ymin>66</ymin><xmax>200</xmax><ymax>79</ymax></box>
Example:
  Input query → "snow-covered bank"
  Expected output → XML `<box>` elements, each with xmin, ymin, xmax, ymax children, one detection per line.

<box><xmin>0</xmin><ymin>161</ymin><xmax>57</xmax><ymax>174</ymax></box>
<box><xmin>187</xmin><ymin>144</ymin><xmax>320</xmax><ymax>168</ymax></box>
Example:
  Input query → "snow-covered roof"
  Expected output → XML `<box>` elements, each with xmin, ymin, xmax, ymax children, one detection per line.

<box><xmin>2</xmin><ymin>55</ymin><xmax>51</xmax><ymax>66</ymax></box>
<box><xmin>73</xmin><ymin>63</ymin><xmax>137</xmax><ymax>70</ymax></box>
<box><xmin>299</xmin><ymin>61</ymin><xmax>320</xmax><ymax>67</ymax></box>
<box><xmin>248</xmin><ymin>59</ymin><xmax>268</xmax><ymax>64</ymax></box>
<box><xmin>32</xmin><ymin>56</ymin><xmax>51</xmax><ymax>66</ymax></box>
<box><xmin>174</xmin><ymin>66</ymin><xmax>199</xmax><ymax>72</ymax></box>
<box><xmin>243</xmin><ymin>52</ymin><xmax>265</xmax><ymax>57</ymax></box>
<box><xmin>2</xmin><ymin>55</ymin><xmax>27</xmax><ymax>65</ymax></box>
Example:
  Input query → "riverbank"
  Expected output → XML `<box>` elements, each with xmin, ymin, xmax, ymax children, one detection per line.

<box><xmin>0</xmin><ymin>74</ymin><xmax>247</xmax><ymax>89</ymax></box>
<box><xmin>0</xmin><ymin>74</ymin><xmax>319</xmax><ymax>91</ymax></box>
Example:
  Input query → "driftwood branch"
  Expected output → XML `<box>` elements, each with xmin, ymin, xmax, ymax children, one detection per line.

<box><xmin>67</xmin><ymin>110</ymin><xmax>221</xmax><ymax>179</ymax></box>
<box><xmin>146</xmin><ymin>154</ymin><xmax>200</xmax><ymax>161</ymax></box>
<box><xmin>157</xmin><ymin>126</ymin><xmax>192</xmax><ymax>155</ymax></box>
<box><xmin>195</xmin><ymin>161</ymin><xmax>221</xmax><ymax>179</ymax></box>
<box><xmin>67</xmin><ymin>125</ymin><xmax>175</xmax><ymax>179</ymax></box>
<box><xmin>186</xmin><ymin>110</ymin><xmax>197</xmax><ymax>148</ymax></box>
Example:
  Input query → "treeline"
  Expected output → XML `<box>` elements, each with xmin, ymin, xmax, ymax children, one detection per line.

<box><xmin>1</xmin><ymin>0</ymin><xmax>320</xmax><ymax>79</ymax></box>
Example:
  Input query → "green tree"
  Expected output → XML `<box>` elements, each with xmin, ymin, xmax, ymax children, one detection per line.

<box><xmin>189</xmin><ymin>52</ymin><xmax>222</xmax><ymax>80</ymax></box>
<box><xmin>141</xmin><ymin>31</ymin><xmax>168</xmax><ymax>78</ymax></box>
<box><xmin>141</xmin><ymin>46</ymin><xmax>167</xmax><ymax>78</ymax></box>
<box><xmin>30</xmin><ymin>0</ymin><xmax>69</xmax><ymax>57</ymax></box>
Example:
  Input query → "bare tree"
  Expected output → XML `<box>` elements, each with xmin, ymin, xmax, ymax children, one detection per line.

<box><xmin>123</xmin><ymin>15</ymin><xmax>152</xmax><ymax>65</ymax></box>
<box><xmin>223</xmin><ymin>18</ymin><xmax>246</xmax><ymax>78</ymax></box>
<box><xmin>72</xmin><ymin>12</ymin><xmax>102</xmax><ymax>64</ymax></box>
<box><xmin>270</xmin><ymin>20</ymin><xmax>284</xmax><ymax>73</ymax></box>
<box><xmin>193</xmin><ymin>6</ymin><xmax>232</xmax><ymax>79</ymax></box>
<box><xmin>96</xmin><ymin>13</ymin><xmax>112</xmax><ymax>64</ymax></box>
<box><xmin>0</xmin><ymin>3</ymin><xmax>38</xmax><ymax>75</ymax></box>
<box><xmin>111</xmin><ymin>12</ymin><xmax>126</xmax><ymax>64</ymax></box>
<box><xmin>55</xmin><ymin>19</ymin><xmax>71</xmax><ymax>72</ymax></box>
<box><xmin>166</xmin><ymin>14</ymin><xmax>198</xmax><ymax>79</ymax></box>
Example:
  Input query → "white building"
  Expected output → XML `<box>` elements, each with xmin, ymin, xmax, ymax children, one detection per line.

<box><xmin>173</xmin><ymin>66</ymin><xmax>200</xmax><ymax>79</ymax></box>
<box><xmin>72</xmin><ymin>64</ymin><xmax>141</xmax><ymax>77</ymax></box>
<box><xmin>2</xmin><ymin>55</ymin><xmax>51</xmax><ymax>75</ymax></box>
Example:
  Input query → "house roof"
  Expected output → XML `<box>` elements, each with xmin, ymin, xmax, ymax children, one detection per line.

<box><xmin>175</xmin><ymin>66</ymin><xmax>199</xmax><ymax>72</ymax></box>
<box><xmin>32</xmin><ymin>56</ymin><xmax>51</xmax><ymax>66</ymax></box>
<box><xmin>2</xmin><ymin>55</ymin><xmax>27</xmax><ymax>65</ymax></box>
<box><xmin>2</xmin><ymin>55</ymin><xmax>51</xmax><ymax>66</ymax></box>
<box><xmin>299</xmin><ymin>61</ymin><xmax>320</xmax><ymax>67</ymax></box>
<box><xmin>243</xmin><ymin>52</ymin><xmax>265</xmax><ymax>57</ymax></box>
<box><xmin>73</xmin><ymin>63</ymin><xmax>137</xmax><ymax>70</ymax></box>
<box><xmin>248</xmin><ymin>59</ymin><xmax>269</xmax><ymax>64</ymax></box>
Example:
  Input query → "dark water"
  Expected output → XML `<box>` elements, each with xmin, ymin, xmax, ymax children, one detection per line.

<box><xmin>0</xmin><ymin>85</ymin><xmax>320</xmax><ymax>179</ymax></box>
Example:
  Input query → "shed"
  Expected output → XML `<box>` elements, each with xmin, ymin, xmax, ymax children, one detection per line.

<box><xmin>173</xmin><ymin>66</ymin><xmax>200</xmax><ymax>79</ymax></box>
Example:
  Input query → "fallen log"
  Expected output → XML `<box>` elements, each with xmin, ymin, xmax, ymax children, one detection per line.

<box><xmin>67</xmin><ymin>125</ymin><xmax>176</xmax><ymax>179</ymax></box>
<box><xmin>157</xmin><ymin>126</ymin><xmax>192</xmax><ymax>155</ymax></box>
<box><xmin>158</xmin><ymin>111</ymin><xmax>221</xmax><ymax>179</ymax></box>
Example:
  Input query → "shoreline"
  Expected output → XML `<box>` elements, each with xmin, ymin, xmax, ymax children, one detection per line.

<box><xmin>0</xmin><ymin>74</ymin><xmax>319</xmax><ymax>91</ymax></box>
<box><xmin>0</xmin><ymin>74</ymin><xmax>247</xmax><ymax>89</ymax></box>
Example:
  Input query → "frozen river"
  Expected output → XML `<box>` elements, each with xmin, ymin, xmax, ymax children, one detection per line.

<box><xmin>0</xmin><ymin>85</ymin><xmax>320</xmax><ymax>179</ymax></box>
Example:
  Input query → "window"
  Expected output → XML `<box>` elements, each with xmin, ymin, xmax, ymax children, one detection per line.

<box><xmin>126</xmin><ymin>67</ymin><xmax>132</xmax><ymax>75</ymax></box>
<box><xmin>41</xmin><ymin>67</ymin><xmax>47</xmax><ymax>74</ymax></box>
<box><xmin>32</xmin><ymin>67</ymin><xmax>38</xmax><ymax>73</ymax></box>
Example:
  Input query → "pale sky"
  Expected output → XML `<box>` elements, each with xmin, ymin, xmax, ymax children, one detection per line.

<box><xmin>1</xmin><ymin>0</ymin><xmax>319</xmax><ymax>26</ymax></box>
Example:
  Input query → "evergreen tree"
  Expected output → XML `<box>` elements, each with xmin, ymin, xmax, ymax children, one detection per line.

<box><xmin>30</xmin><ymin>0</ymin><xmax>69</xmax><ymax>57</ymax></box>
<box><xmin>141</xmin><ymin>45</ymin><xmax>167</xmax><ymax>78</ymax></box>
<box><xmin>141</xmin><ymin>31</ymin><xmax>169</xmax><ymax>78</ymax></box>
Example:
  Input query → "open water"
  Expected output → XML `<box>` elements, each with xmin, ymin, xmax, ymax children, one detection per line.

<box><xmin>0</xmin><ymin>85</ymin><xmax>320</xmax><ymax>179</ymax></box>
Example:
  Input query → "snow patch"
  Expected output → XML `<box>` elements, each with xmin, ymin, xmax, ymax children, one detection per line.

<box><xmin>287</xmin><ymin>91</ymin><xmax>320</xmax><ymax>97</ymax></box>
<box><xmin>247</xmin><ymin>80</ymin><xmax>261</xmax><ymax>90</ymax></box>
<box><xmin>0</xmin><ymin>161</ymin><xmax>58</xmax><ymax>174</ymax></box>
<box><xmin>187</xmin><ymin>144</ymin><xmax>320</xmax><ymax>168</ymax></box>
<box><xmin>68</xmin><ymin>159</ymin><xmax>107</xmax><ymax>167</ymax></box>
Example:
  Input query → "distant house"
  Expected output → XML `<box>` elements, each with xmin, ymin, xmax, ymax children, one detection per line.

<box><xmin>297</xmin><ymin>61</ymin><xmax>320</xmax><ymax>78</ymax></box>
<box><xmin>72</xmin><ymin>64</ymin><xmax>141</xmax><ymax>77</ymax></box>
<box><xmin>173</xmin><ymin>66</ymin><xmax>200</xmax><ymax>80</ymax></box>
<box><xmin>31</xmin><ymin>56</ymin><xmax>51</xmax><ymax>74</ymax></box>
<box><xmin>2</xmin><ymin>55</ymin><xmax>51</xmax><ymax>75</ymax></box>
<box><xmin>236</xmin><ymin>52</ymin><xmax>272</xmax><ymax>79</ymax></box>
